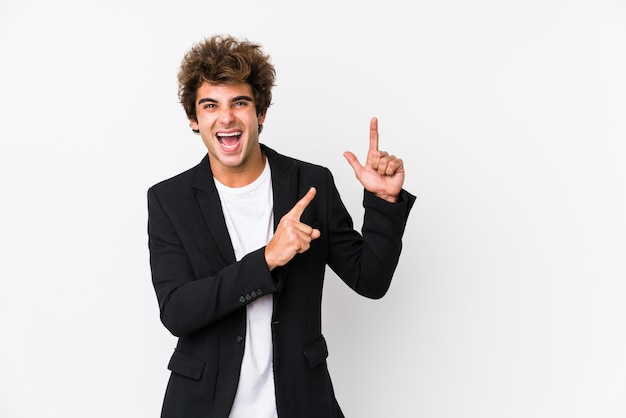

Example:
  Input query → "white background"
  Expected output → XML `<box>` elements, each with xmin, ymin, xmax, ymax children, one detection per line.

<box><xmin>1</xmin><ymin>1</ymin><xmax>625</xmax><ymax>417</ymax></box>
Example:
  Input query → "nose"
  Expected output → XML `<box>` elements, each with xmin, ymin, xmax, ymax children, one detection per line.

<box><xmin>218</xmin><ymin>107</ymin><xmax>235</xmax><ymax>125</ymax></box>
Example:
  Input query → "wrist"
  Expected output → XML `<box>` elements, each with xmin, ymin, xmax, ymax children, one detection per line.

<box><xmin>264</xmin><ymin>246</ymin><xmax>278</xmax><ymax>271</ymax></box>
<box><xmin>375</xmin><ymin>193</ymin><xmax>399</xmax><ymax>203</ymax></box>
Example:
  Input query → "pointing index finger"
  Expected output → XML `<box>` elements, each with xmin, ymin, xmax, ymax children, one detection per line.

<box><xmin>288</xmin><ymin>187</ymin><xmax>316</xmax><ymax>220</ymax></box>
<box><xmin>369</xmin><ymin>117</ymin><xmax>379</xmax><ymax>152</ymax></box>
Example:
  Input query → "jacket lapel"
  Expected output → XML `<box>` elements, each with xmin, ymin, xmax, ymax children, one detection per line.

<box><xmin>263</xmin><ymin>144</ymin><xmax>298</xmax><ymax>230</ymax></box>
<box><xmin>262</xmin><ymin>145</ymin><xmax>298</xmax><ymax>296</ymax></box>
<box><xmin>191</xmin><ymin>155</ymin><xmax>236</xmax><ymax>265</ymax></box>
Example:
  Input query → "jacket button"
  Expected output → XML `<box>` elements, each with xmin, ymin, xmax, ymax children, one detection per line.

<box><xmin>257</xmin><ymin>288</ymin><xmax>263</xmax><ymax>295</ymax></box>
<box><xmin>236</xmin><ymin>335</ymin><xmax>244</xmax><ymax>344</ymax></box>
<box><xmin>251</xmin><ymin>291</ymin><xmax>257</xmax><ymax>298</ymax></box>
<box><xmin>239</xmin><ymin>296</ymin><xmax>245</xmax><ymax>303</ymax></box>
<box><xmin>245</xmin><ymin>294</ymin><xmax>252</xmax><ymax>301</ymax></box>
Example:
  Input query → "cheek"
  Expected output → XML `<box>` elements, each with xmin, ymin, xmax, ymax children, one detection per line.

<box><xmin>196</xmin><ymin>113</ymin><xmax>217</xmax><ymax>128</ymax></box>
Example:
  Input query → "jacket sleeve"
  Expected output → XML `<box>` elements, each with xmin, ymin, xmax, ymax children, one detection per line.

<box><xmin>325</xmin><ymin>171</ymin><xmax>416</xmax><ymax>299</ymax></box>
<box><xmin>147</xmin><ymin>186</ymin><xmax>280</xmax><ymax>337</ymax></box>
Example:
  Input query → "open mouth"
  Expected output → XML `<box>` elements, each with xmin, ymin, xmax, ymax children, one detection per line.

<box><xmin>216</xmin><ymin>131</ymin><xmax>242</xmax><ymax>151</ymax></box>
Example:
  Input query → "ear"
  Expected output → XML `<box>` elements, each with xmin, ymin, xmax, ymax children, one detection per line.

<box><xmin>257</xmin><ymin>112</ymin><xmax>266</xmax><ymax>125</ymax></box>
<box><xmin>189</xmin><ymin>119</ymin><xmax>200</xmax><ymax>133</ymax></box>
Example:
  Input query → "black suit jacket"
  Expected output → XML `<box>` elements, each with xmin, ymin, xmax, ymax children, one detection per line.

<box><xmin>148</xmin><ymin>144</ymin><xmax>415</xmax><ymax>418</ymax></box>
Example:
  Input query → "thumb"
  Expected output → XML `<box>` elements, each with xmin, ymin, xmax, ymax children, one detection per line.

<box><xmin>343</xmin><ymin>151</ymin><xmax>362</xmax><ymax>175</ymax></box>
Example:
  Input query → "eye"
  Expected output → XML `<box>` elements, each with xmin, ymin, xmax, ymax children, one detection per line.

<box><xmin>234</xmin><ymin>101</ymin><xmax>248</xmax><ymax>107</ymax></box>
<box><xmin>202</xmin><ymin>103</ymin><xmax>216</xmax><ymax>110</ymax></box>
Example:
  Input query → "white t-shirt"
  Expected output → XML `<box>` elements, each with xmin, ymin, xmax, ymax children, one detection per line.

<box><xmin>214</xmin><ymin>160</ymin><xmax>278</xmax><ymax>418</ymax></box>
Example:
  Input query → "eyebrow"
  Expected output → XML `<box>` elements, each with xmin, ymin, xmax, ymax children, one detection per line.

<box><xmin>197</xmin><ymin>95</ymin><xmax>254</xmax><ymax>105</ymax></box>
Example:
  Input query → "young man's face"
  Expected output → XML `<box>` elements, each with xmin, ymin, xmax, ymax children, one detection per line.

<box><xmin>190</xmin><ymin>82</ymin><xmax>266</xmax><ymax>183</ymax></box>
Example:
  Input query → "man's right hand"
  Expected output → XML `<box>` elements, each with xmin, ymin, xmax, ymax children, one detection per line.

<box><xmin>264</xmin><ymin>187</ymin><xmax>320</xmax><ymax>271</ymax></box>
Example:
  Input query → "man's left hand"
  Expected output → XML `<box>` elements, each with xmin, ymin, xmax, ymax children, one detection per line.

<box><xmin>343</xmin><ymin>117</ymin><xmax>405</xmax><ymax>203</ymax></box>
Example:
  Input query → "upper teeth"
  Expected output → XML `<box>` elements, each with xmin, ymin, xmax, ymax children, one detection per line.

<box><xmin>217</xmin><ymin>132</ymin><xmax>240</xmax><ymax>137</ymax></box>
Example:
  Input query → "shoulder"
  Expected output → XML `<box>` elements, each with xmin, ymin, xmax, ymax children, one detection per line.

<box><xmin>148</xmin><ymin>156</ymin><xmax>208</xmax><ymax>197</ymax></box>
<box><xmin>262</xmin><ymin>144</ymin><xmax>331</xmax><ymax>177</ymax></box>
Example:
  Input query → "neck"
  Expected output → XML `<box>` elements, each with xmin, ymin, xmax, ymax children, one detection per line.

<box><xmin>211</xmin><ymin>152</ymin><xmax>266</xmax><ymax>188</ymax></box>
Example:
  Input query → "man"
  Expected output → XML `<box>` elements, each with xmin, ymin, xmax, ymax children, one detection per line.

<box><xmin>148</xmin><ymin>35</ymin><xmax>415</xmax><ymax>418</ymax></box>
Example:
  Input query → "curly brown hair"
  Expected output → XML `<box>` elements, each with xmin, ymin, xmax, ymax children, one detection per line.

<box><xmin>177</xmin><ymin>35</ymin><xmax>276</xmax><ymax>123</ymax></box>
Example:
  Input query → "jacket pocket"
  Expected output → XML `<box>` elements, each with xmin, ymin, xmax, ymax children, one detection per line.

<box><xmin>167</xmin><ymin>350</ymin><xmax>205</xmax><ymax>380</ymax></box>
<box><xmin>303</xmin><ymin>335</ymin><xmax>328</xmax><ymax>368</ymax></box>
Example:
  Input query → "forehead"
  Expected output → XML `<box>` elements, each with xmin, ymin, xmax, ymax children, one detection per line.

<box><xmin>195</xmin><ymin>82</ymin><xmax>254</xmax><ymax>101</ymax></box>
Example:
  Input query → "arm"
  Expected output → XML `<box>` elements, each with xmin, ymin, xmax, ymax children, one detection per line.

<box><xmin>330</xmin><ymin>117</ymin><xmax>415</xmax><ymax>297</ymax></box>
<box><xmin>147</xmin><ymin>187</ymin><xmax>280</xmax><ymax>337</ymax></box>
<box><xmin>326</xmin><ymin>172</ymin><xmax>415</xmax><ymax>299</ymax></box>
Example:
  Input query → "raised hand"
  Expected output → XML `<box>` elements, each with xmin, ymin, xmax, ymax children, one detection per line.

<box><xmin>343</xmin><ymin>117</ymin><xmax>405</xmax><ymax>203</ymax></box>
<box><xmin>264</xmin><ymin>187</ymin><xmax>321</xmax><ymax>270</ymax></box>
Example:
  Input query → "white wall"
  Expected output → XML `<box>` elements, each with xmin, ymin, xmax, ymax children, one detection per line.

<box><xmin>1</xmin><ymin>1</ymin><xmax>625</xmax><ymax>417</ymax></box>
